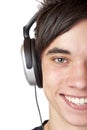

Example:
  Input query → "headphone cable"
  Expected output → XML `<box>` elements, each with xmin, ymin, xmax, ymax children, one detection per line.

<box><xmin>34</xmin><ymin>85</ymin><xmax>44</xmax><ymax>130</ymax></box>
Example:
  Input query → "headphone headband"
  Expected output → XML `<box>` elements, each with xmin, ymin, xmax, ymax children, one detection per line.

<box><xmin>23</xmin><ymin>12</ymin><xmax>38</xmax><ymax>38</ymax></box>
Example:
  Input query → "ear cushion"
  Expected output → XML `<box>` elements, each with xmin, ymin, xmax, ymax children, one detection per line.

<box><xmin>31</xmin><ymin>39</ymin><xmax>42</xmax><ymax>88</ymax></box>
<box><xmin>24</xmin><ymin>37</ymin><xmax>32</xmax><ymax>69</ymax></box>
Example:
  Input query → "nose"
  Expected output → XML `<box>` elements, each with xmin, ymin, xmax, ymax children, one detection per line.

<box><xmin>69</xmin><ymin>61</ymin><xmax>87</xmax><ymax>90</ymax></box>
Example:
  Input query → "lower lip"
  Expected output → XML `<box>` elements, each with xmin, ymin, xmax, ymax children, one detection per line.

<box><xmin>62</xmin><ymin>95</ymin><xmax>87</xmax><ymax>111</ymax></box>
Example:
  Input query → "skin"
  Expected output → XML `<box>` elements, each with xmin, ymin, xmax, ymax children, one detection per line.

<box><xmin>41</xmin><ymin>19</ymin><xmax>87</xmax><ymax>130</ymax></box>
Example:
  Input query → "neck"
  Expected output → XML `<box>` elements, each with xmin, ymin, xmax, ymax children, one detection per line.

<box><xmin>45</xmin><ymin>105</ymin><xmax>87</xmax><ymax>130</ymax></box>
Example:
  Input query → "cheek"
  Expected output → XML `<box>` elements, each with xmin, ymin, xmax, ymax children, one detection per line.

<box><xmin>42</xmin><ymin>65</ymin><xmax>67</xmax><ymax>111</ymax></box>
<box><xmin>42</xmin><ymin>66</ymin><xmax>64</xmax><ymax>103</ymax></box>
<box><xmin>42</xmin><ymin>61</ymin><xmax>72</xmax><ymax>109</ymax></box>
<box><xmin>42</xmin><ymin>66</ymin><xmax>58</xmax><ymax>86</ymax></box>
<box><xmin>42</xmin><ymin>64</ymin><xmax>57</xmax><ymax>98</ymax></box>
<box><xmin>42</xmin><ymin>63</ymin><xmax>73</xmax><ymax>101</ymax></box>
<box><xmin>42</xmin><ymin>65</ymin><xmax>68</xmax><ymax>89</ymax></box>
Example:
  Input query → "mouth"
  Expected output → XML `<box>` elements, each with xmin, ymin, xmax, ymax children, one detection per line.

<box><xmin>61</xmin><ymin>94</ymin><xmax>87</xmax><ymax>110</ymax></box>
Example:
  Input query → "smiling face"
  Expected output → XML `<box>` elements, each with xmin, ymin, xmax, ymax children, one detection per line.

<box><xmin>41</xmin><ymin>19</ymin><xmax>87</xmax><ymax>128</ymax></box>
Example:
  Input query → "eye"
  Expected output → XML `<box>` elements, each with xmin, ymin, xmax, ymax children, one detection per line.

<box><xmin>54</xmin><ymin>58</ymin><xmax>68</xmax><ymax>63</ymax></box>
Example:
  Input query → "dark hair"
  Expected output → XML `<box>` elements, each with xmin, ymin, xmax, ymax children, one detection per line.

<box><xmin>35</xmin><ymin>0</ymin><xmax>87</xmax><ymax>57</ymax></box>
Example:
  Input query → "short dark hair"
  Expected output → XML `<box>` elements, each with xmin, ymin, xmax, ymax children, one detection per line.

<box><xmin>35</xmin><ymin>0</ymin><xmax>87</xmax><ymax>57</ymax></box>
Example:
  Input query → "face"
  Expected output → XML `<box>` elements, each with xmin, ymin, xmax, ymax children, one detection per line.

<box><xmin>41</xmin><ymin>19</ymin><xmax>87</xmax><ymax>127</ymax></box>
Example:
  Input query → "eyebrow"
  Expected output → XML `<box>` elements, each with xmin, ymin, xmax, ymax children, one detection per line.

<box><xmin>46</xmin><ymin>47</ymin><xmax>71</xmax><ymax>55</ymax></box>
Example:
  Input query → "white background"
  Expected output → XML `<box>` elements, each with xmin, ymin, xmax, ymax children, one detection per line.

<box><xmin>0</xmin><ymin>0</ymin><xmax>48</xmax><ymax>130</ymax></box>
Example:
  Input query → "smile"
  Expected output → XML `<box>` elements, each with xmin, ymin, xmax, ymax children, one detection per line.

<box><xmin>65</xmin><ymin>96</ymin><xmax>87</xmax><ymax>105</ymax></box>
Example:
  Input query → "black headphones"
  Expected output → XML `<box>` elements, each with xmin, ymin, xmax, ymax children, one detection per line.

<box><xmin>21</xmin><ymin>12</ymin><xmax>42</xmax><ymax>88</ymax></box>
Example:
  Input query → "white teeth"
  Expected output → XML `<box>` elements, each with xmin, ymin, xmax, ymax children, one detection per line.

<box><xmin>65</xmin><ymin>96</ymin><xmax>87</xmax><ymax>105</ymax></box>
<box><xmin>85</xmin><ymin>98</ymin><xmax>87</xmax><ymax>103</ymax></box>
<box><xmin>80</xmin><ymin>98</ymin><xmax>84</xmax><ymax>105</ymax></box>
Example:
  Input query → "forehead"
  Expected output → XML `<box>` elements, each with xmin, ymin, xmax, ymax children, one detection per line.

<box><xmin>43</xmin><ymin>19</ymin><xmax>87</xmax><ymax>54</ymax></box>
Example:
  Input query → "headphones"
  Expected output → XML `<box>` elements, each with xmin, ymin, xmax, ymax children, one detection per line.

<box><xmin>21</xmin><ymin>12</ymin><xmax>42</xmax><ymax>88</ymax></box>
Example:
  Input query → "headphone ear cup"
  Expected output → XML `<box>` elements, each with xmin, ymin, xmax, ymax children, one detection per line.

<box><xmin>31</xmin><ymin>39</ymin><xmax>42</xmax><ymax>88</ymax></box>
<box><xmin>21</xmin><ymin>37</ymin><xmax>42</xmax><ymax>88</ymax></box>
<box><xmin>21</xmin><ymin>38</ymin><xmax>37</xmax><ymax>86</ymax></box>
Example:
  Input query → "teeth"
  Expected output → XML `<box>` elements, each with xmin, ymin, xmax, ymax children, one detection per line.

<box><xmin>85</xmin><ymin>98</ymin><xmax>87</xmax><ymax>103</ymax></box>
<box><xmin>65</xmin><ymin>96</ymin><xmax>87</xmax><ymax>105</ymax></box>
